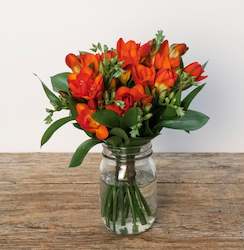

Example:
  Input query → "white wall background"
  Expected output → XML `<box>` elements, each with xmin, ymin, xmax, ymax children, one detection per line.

<box><xmin>0</xmin><ymin>0</ymin><xmax>243</xmax><ymax>152</ymax></box>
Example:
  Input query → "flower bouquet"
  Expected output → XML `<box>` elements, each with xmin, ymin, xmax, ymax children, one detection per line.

<box><xmin>37</xmin><ymin>31</ymin><xmax>208</xmax><ymax>234</ymax></box>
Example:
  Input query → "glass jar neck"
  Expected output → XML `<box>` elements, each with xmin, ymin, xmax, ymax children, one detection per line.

<box><xmin>102</xmin><ymin>142</ymin><xmax>152</xmax><ymax>162</ymax></box>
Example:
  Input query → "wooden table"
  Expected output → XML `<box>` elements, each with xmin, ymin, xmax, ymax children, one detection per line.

<box><xmin>0</xmin><ymin>153</ymin><xmax>244</xmax><ymax>249</ymax></box>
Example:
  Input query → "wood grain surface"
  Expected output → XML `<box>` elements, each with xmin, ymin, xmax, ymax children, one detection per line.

<box><xmin>0</xmin><ymin>153</ymin><xmax>244</xmax><ymax>249</ymax></box>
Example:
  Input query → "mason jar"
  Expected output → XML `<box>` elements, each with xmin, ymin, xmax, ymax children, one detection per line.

<box><xmin>99</xmin><ymin>142</ymin><xmax>157</xmax><ymax>235</ymax></box>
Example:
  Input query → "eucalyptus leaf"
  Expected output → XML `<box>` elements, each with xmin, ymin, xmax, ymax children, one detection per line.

<box><xmin>51</xmin><ymin>72</ymin><xmax>70</xmax><ymax>93</ymax></box>
<box><xmin>110</xmin><ymin>128</ymin><xmax>129</xmax><ymax>145</ymax></box>
<box><xmin>92</xmin><ymin>110</ymin><xmax>121</xmax><ymax>128</ymax></box>
<box><xmin>106</xmin><ymin>136</ymin><xmax>123</xmax><ymax>147</ymax></box>
<box><xmin>41</xmin><ymin>116</ymin><xmax>73</xmax><ymax>146</ymax></box>
<box><xmin>69</xmin><ymin>138</ymin><xmax>101</xmax><ymax>167</ymax></box>
<box><xmin>35</xmin><ymin>73</ymin><xmax>62</xmax><ymax>108</ymax></box>
<box><xmin>181</xmin><ymin>84</ymin><xmax>205</xmax><ymax>110</ymax></box>
<box><xmin>154</xmin><ymin>110</ymin><xmax>209</xmax><ymax>131</ymax></box>
<box><xmin>121</xmin><ymin>107</ymin><xmax>140</xmax><ymax>128</ymax></box>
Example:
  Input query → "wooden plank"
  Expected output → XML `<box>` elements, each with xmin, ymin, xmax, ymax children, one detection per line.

<box><xmin>0</xmin><ymin>153</ymin><xmax>244</xmax><ymax>184</ymax></box>
<box><xmin>0</xmin><ymin>153</ymin><xmax>244</xmax><ymax>249</ymax></box>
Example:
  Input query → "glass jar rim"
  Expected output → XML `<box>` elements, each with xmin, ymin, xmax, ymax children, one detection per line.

<box><xmin>102</xmin><ymin>142</ymin><xmax>152</xmax><ymax>160</ymax></box>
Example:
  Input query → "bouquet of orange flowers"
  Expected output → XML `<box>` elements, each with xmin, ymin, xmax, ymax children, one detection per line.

<box><xmin>38</xmin><ymin>31</ymin><xmax>208</xmax><ymax>166</ymax></box>
<box><xmin>38</xmin><ymin>31</ymin><xmax>208</xmax><ymax>234</ymax></box>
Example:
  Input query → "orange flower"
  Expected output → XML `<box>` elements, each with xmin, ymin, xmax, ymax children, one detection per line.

<box><xmin>154</xmin><ymin>40</ymin><xmax>188</xmax><ymax>70</ymax></box>
<box><xmin>132</xmin><ymin>64</ymin><xmax>155</xmax><ymax>87</ymax></box>
<box><xmin>155</xmin><ymin>69</ymin><xmax>178</xmax><ymax>91</ymax></box>
<box><xmin>138</xmin><ymin>41</ymin><xmax>153</xmax><ymax>65</ymax></box>
<box><xmin>76</xmin><ymin>103</ymin><xmax>108</xmax><ymax>140</ymax></box>
<box><xmin>67</xmin><ymin>67</ymin><xmax>104</xmax><ymax>100</ymax></box>
<box><xmin>184</xmin><ymin>62</ymin><xmax>207</xmax><ymax>81</ymax></box>
<box><xmin>116</xmin><ymin>38</ymin><xmax>139</xmax><ymax>67</ymax></box>
<box><xmin>169</xmin><ymin>43</ymin><xmax>188</xmax><ymax>68</ymax></box>
<box><xmin>154</xmin><ymin>40</ymin><xmax>171</xmax><ymax>70</ymax></box>
<box><xmin>80</xmin><ymin>53</ymin><xmax>100</xmax><ymax>74</ymax></box>
<box><xmin>101</xmin><ymin>50</ymin><xmax>116</xmax><ymax>61</ymax></box>
<box><xmin>114</xmin><ymin>84</ymin><xmax>148</xmax><ymax>114</ymax></box>
<box><xmin>65</xmin><ymin>53</ymin><xmax>81</xmax><ymax>74</ymax></box>
<box><xmin>105</xmin><ymin>104</ymin><xmax>124</xmax><ymax>116</ymax></box>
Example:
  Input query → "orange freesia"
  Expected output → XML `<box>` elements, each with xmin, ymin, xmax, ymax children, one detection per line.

<box><xmin>132</xmin><ymin>64</ymin><xmax>155</xmax><ymax>87</ymax></box>
<box><xmin>155</xmin><ymin>40</ymin><xmax>188</xmax><ymax>70</ymax></box>
<box><xmin>76</xmin><ymin>103</ymin><xmax>108</xmax><ymax>140</ymax></box>
<box><xmin>138</xmin><ymin>41</ymin><xmax>153</xmax><ymax>65</ymax></box>
<box><xmin>67</xmin><ymin>67</ymin><xmax>104</xmax><ymax>100</ymax></box>
<box><xmin>155</xmin><ymin>69</ymin><xmax>178</xmax><ymax>91</ymax></box>
<box><xmin>119</xmin><ymin>69</ymin><xmax>131</xmax><ymax>84</ymax></box>
<box><xmin>169</xmin><ymin>43</ymin><xmax>188</xmax><ymax>68</ymax></box>
<box><xmin>116</xmin><ymin>38</ymin><xmax>139</xmax><ymax>67</ymax></box>
<box><xmin>80</xmin><ymin>53</ymin><xmax>100</xmax><ymax>74</ymax></box>
<box><xmin>65</xmin><ymin>53</ymin><xmax>81</xmax><ymax>74</ymax></box>
<box><xmin>101</xmin><ymin>50</ymin><xmax>116</xmax><ymax>61</ymax></box>
<box><xmin>105</xmin><ymin>104</ymin><xmax>124</xmax><ymax>116</ymax></box>
<box><xmin>184</xmin><ymin>62</ymin><xmax>207</xmax><ymax>81</ymax></box>
<box><xmin>154</xmin><ymin>40</ymin><xmax>171</xmax><ymax>70</ymax></box>
<box><xmin>112</xmin><ymin>84</ymin><xmax>148</xmax><ymax>115</ymax></box>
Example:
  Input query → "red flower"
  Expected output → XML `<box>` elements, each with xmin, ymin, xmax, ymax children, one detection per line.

<box><xmin>184</xmin><ymin>62</ymin><xmax>207</xmax><ymax>81</ymax></box>
<box><xmin>154</xmin><ymin>40</ymin><xmax>188</xmax><ymax>70</ymax></box>
<box><xmin>80</xmin><ymin>53</ymin><xmax>100</xmax><ymax>74</ymax></box>
<box><xmin>105</xmin><ymin>104</ymin><xmax>124</xmax><ymax>116</ymax></box>
<box><xmin>154</xmin><ymin>40</ymin><xmax>171</xmax><ymax>70</ymax></box>
<box><xmin>116</xmin><ymin>38</ymin><xmax>140</xmax><ymax>67</ymax></box>
<box><xmin>67</xmin><ymin>68</ymin><xmax>104</xmax><ymax>100</ymax></box>
<box><xmin>138</xmin><ymin>41</ymin><xmax>153</xmax><ymax>65</ymax></box>
<box><xmin>155</xmin><ymin>69</ymin><xmax>178</xmax><ymax>90</ymax></box>
<box><xmin>65</xmin><ymin>53</ymin><xmax>81</xmax><ymax>74</ymax></box>
<box><xmin>169</xmin><ymin>43</ymin><xmax>188</xmax><ymax>68</ymax></box>
<box><xmin>76</xmin><ymin>103</ymin><xmax>108</xmax><ymax>140</ymax></box>
<box><xmin>114</xmin><ymin>84</ymin><xmax>147</xmax><ymax>114</ymax></box>
<box><xmin>132</xmin><ymin>64</ymin><xmax>155</xmax><ymax>87</ymax></box>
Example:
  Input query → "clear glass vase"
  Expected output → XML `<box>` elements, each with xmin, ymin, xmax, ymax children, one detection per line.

<box><xmin>99</xmin><ymin>142</ymin><xmax>157</xmax><ymax>235</ymax></box>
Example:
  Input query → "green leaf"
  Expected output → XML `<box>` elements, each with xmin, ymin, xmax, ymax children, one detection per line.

<box><xmin>110</xmin><ymin>128</ymin><xmax>129</xmax><ymax>145</ymax></box>
<box><xmin>69</xmin><ymin>138</ymin><xmax>101</xmax><ymax>167</ymax></box>
<box><xmin>181</xmin><ymin>84</ymin><xmax>205</xmax><ymax>110</ymax></box>
<box><xmin>121</xmin><ymin>107</ymin><xmax>140</xmax><ymax>128</ymax></box>
<box><xmin>34</xmin><ymin>73</ymin><xmax>62</xmax><ymax>108</ymax></box>
<box><xmin>161</xmin><ymin>106</ymin><xmax>177</xmax><ymax>120</ymax></box>
<box><xmin>51</xmin><ymin>72</ymin><xmax>70</xmax><ymax>93</ymax></box>
<box><xmin>106</xmin><ymin>136</ymin><xmax>122</xmax><ymax>147</ymax></box>
<box><xmin>92</xmin><ymin>110</ymin><xmax>121</xmax><ymax>128</ymax></box>
<box><xmin>155</xmin><ymin>110</ymin><xmax>209</xmax><ymax>131</ymax></box>
<box><xmin>41</xmin><ymin>116</ymin><xmax>73</xmax><ymax>146</ymax></box>
<box><xmin>66</xmin><ymin>95</ymin><xmax>77</xmax><ymax>118</ymax></box>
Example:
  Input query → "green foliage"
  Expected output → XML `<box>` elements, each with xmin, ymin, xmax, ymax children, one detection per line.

<box><xmin>93</xmin><ymin>110</ymin><xmax>121</xmax><ymax>128</ymax></box>
<box><xmin>41</xmin><ymin>116</ymin><xmax>73</xmax><ymax>146</ymax></box>
<box><xmin>35</xmin><ymin>73</ymin><xmax>62</xmax><ymax>108</ymax></box>
<box><xmin>110</xmin><ymin>128</ymin><xmax>129</xmax><ymax>145</ymax></box>
<box><xmin>106</xmin><ymin>136</ymin><xmax>123</xmax><ymax>147</ymax></box>
<box><xmin>154</xmin><ymin>30</ymin><xmax>165</xmax><ymax>52</ymax></box>
<box><xmin>121</xmin><ymin>107</ymin><xmax>140</xmax><ymax>128</ymax></box>
<box><xmin>69</xmin><ymin>138</ymin><xmax>101</xmax><ymax>167</ymax></box>
<box><xmin>51</xmin><ymin>72</ymin><xmax>70</xmax><ymax>93</ymax></box>
<box><xmin>154</xmin><ymin>110</ymin><xmax>209</xmax><ymax>131</ymax></box>
<box><xmin>181</xmin><ymin>84</ymin><xmax>205</xmax><ymax>110</ymax></box>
